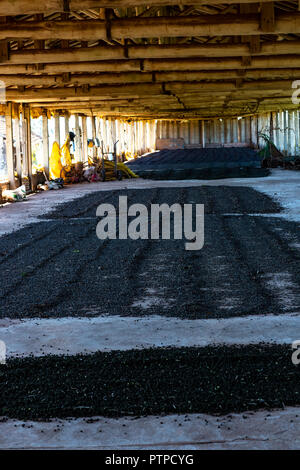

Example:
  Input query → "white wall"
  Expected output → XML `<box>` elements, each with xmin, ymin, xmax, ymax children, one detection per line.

<box><xmin>156</xmin><ymin>111</ymin><xmax>300</xmax><ymax>156</ymax></box>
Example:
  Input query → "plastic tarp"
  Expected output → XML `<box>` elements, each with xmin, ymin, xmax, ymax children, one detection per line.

<box><xmin>49</xmin><ymin>141</ymin><xmax>63</xmax><ymax>180</ymax></box>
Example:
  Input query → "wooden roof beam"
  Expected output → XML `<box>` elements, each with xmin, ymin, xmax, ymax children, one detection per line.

<box><xmin>0</xmin><ymin>14</ymin><xmax>300</xmax><ymax>41</ymax></box>
<box><xmin>2</xmin><ymin>68</ymin><xmax>300</xmax><ymax>86</ymax></box>
<box><xmin>1</xmin><ymin>55</ymin><xmax>300</xmax><ymax>74</ymax></box>
<box><xmin>0</xmin><ymin>0</ymin><xmax>277</xmax><ymax>17</ymax></box>
<box><xmin>2</xmin><ymin>41</ymin><xmax>300</xmax><ymax>66</ymax></box>
<box><xmin>4</xmin><ymin>80</ymin><xmax>295</xmax><ymax>102</ymax></box>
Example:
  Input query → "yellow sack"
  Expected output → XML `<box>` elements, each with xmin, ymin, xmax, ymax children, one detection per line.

<box><xmin>61</xmin><ymin>137</ymin><xmax>72</xmax><ymax>168</ymax></box>
<box><xmin>49</xmin><ymin>141</ymin><xmax>63</xmax><ymax>180</ymax></box>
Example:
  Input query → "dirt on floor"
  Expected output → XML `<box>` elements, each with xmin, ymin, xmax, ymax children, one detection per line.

<box><xmin>0</xmin><ymin>186</ymin><xmax>299</xmax><ymax>319</ymax></box>
<box><xmin>0</xmin><ymin>344</ymin><xmax>299</xmax><ymax>419</ymax></box>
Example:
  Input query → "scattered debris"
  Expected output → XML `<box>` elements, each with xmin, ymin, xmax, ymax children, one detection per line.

<box><xmin>259</xmin><ymin>133</ymin><xmax>300</xmax><ymax>170</ymax></box>
<box><xmin>2</xmin><ymin>185</ymin><xmax>27</xmax><ymax>202</ymax></box>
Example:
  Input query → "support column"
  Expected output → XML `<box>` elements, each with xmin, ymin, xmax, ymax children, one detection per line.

<box><xmin>201</xmin><ymin>120</ymin><xmax>206</xmax><ymax>148</ymax></box>
<box><xmin>91</xmin><ymin>116</ymin><xmax>97</xmax><ymax>158</ymax></box>
<box><xmin>21</xmin><ymin>110</ymin><xmax>28</xmax><ymax>178</ymax></box>
<box><xmin>287</xmin><ymin>111</ymin><xmax>292</xmax><ymax>156</ymax></box>
<box><xmin>42</xmin><ymin>114</ymin><xmax>49</xmax><ymax>177</ymax></box>
<box><xmin>98</xmin><ymin>117</ymin><xmax>104</xmax><ymax>153</ymax></box>
<box><xmin>238</xmin><ymin>119</ymin><xmax>242</xmax><ymax>143</ymax></box>
<box><xmin>54</xmin><ymin>114</ymin><xmax>60</xmax><ymax>145</ymax></box>
<box><xmin>14</xmin><ymin>115</ymin><xmax>22</xmax><ymax>185</ymax></box>
<box><xmin>295</xmin><ymin>111</ymin><xmax>299</xmax><ymax>156</ymax></box>
<box><xmin>5</xmin><ymin>102</ymin><xmax>16</xmax><ymax>189</ymax></box>
<box><xmin>133</xmin><ymin>121</ymin><xmax>137</xmax><ymax>155</ymax></box>
<box><xmin>64</xmin><ymin>115</ymin><xmax>69</xmax><ymax>141</ymax></box>
<box><xmin>74</xmin><ymin>114</ymin><xmax>81</xmax><ymax>161</ymax></box>
<box><xmin>24</xmin><ymin>105</ymin><xmax>32</xmax><ymax>185</ymax></box>
<box><xmin>136</xmin><ymin>121</ymin><xmax>140</xmax><ymax>155</ymax></box>
<box><xmin>95</xmin><ymin>116</ymin><xmax>100</xmax><ymax>158</ymax></box>
<box><xmin>115</xmin><ymin>119</ymin><xmax>121</xmax><ymax>158</ymax></box>
<box><xmin>283</xmin><ymin>111</ymin><xmax>287</xmax><ymax>156</ymax></box>
<box><xmin>148</xmin><ymin>120</ymin><xmax>153</xmax><ymax>151</ymax></box>
<box><xmin>275</xmin><ymin>112</ymin><xmax>280</xmax><ymax>150</ymax></box>
<box><xmin>106</xmin><ymin>117</ymin><xmax>112</xmax><ymax>153</ymax></box>
<box><xmin>82</xmin><ymin>115</ymin><xmax>88</xmax><ymax>163</ymax></box>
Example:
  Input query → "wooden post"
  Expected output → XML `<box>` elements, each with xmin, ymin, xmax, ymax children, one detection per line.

<box><xmin>287</xmin><ymin>111</ymin><xmax>292</xmax><ymax>156</ymax></box>
<box><xmin>260</xmin><ymin>2</ymin><xmax>275</xmax><ymax>33</ymax></box>
<box><xmin>74</xmin><ymin>114</ymin><xmax>81</xmax><ymax>161</ymax></box>
<box><xmin>91</xmin><ymin>116</ymin><xmax>97</xmax><ymax>158</ymax></box>
<box><xmin>270</xmin><ymin>111</ymin><xmax>274</xmax><ymax>143</ymax></box>
<box><xmin>251</xmin><ymin>115</ymin><xmax>258</xmax><ymax>147</ymax></box>
<box><xmin>24</xmin><ymin>105</ymin><xmax>32</xmax><ymax>186</ymax></box>
<box><xmin>13</xmin><ymin>116</ymin><xmax>22</xmax><ymax>185</ymax></box>
<box><xmin>201</xmin><ymin>120</ymin><xmax>205</xmax><ymax>148</ymax></box>
<box><xmin>283</xmin><ymin>110</ymin><xmax>287</xmax><ymax>155</ymax></box>
<box><xmin>142</xmin><ymin>121</ymin><xmax>146</xmax><ymax>154</ymax></box>
<box><xmin>237</xmin><ymin>118</ymin><xmax>242</xmax><ymax>143</ymax></box>
<box><xmin>21</xmin><ymin>110</ymin><xmax>28</xmax><ymax>178</ymax></box>
<box><xmin>148</xmin><ymin>120</ymin><xmax>152</xmax><ymax>151</ymax></box>
<box><xmin>64</xmin><ymin>115</ymin><xmax>69</xmax><ymax>141</ymax></box>
<box><xmin>42</xmin><ymin>113</ymin><xmax>49</xmax><ymax>176</ymax></box>
<box><xmin>82</xmin><ymin>115</ymin><xmax>88</xmax><ymax>163</ymax></box>
<box><xmin>295</xmin><ymin>111</ymin><xmax>299</xmax><ymax>155</ymax></box>
<box><xmin>153</xmin><ymin>120</ymin><xmax>157</xmax><ymax>150</ymax></box>
<box><xmin>98</xmin><ymin>117</ymin><xmax>104</xmax><ymax>152</ymax></box>
<box><xmin>54</xmin><ymin>114</ymin><xmax>60</xmax><ymax>145</ymax></box>
<box><xmin>106</xmin><ymin>117</ymin><xmax>111</xmax><ymax>153</ymax></box>
<box><xmin>115</xmin><ymin>119</ymin><xmax>120</xmax><ymax>156</ymax></box>
<box><xmin>136</xmin><ymin>120</ymin><xmax>140</xmax><ymax>155</ymax></box>
<box><xmin>5</xmin><ymin>102</ymin><xmax>16</xmax><ymax>189</ymax></box>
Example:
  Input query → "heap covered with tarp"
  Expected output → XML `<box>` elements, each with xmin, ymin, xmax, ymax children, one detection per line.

<box><xmin>126</xmin><ymin>147</ymin><xmax>269</xmax><ymax>180</ymax></box>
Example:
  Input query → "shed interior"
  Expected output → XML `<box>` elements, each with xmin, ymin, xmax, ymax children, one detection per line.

<box><xmin>0</xmin><ymin>0</ymin><xmax>299</xmax><ymax>189</ymax></box>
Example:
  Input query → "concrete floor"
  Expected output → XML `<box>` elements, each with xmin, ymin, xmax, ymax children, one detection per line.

<box><xmin>1</xmin><ymin>169</ymin><xmax>299</xmax><ymax>237</ymax></box>
<box><xmin>0</xmin><ymin>408</ymin><xmax>299</xmax><ymax>450</ymax></box>
<box><xmin>1</xmin><ymin>168</ymin><xmax>300</xmax><ymax>449</ymax></box>
<box><xmin>1</xmin><ymin>313</ymin><xmax>300</xmax><ymax>358</ymax></box>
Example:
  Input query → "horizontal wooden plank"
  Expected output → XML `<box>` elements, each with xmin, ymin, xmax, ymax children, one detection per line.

<box><xmin>0</xmin><ymin>0</ymin><xmax>278</xmax><ymax>17</ymax></box>
<box><xmin>1</xmin><ymin>56</ymin><xmax>300</xmax><ymax>75</ymax></box>
<box><xmin>1</xmin><ymin>14</ymin><xmax>300</xmax><ymax>41</ymax></box>
<box><xmin>1</xmin><ymin>69</ymin><xmax>300</xmax><ymax>86</ymax></box>
<box><xmin>4</xmin><ymin>80</ymin><xmax>294</xmax><ymax>103</ymax></box>
<box><xmin>2</xmin><ymin>41</ymin><xmax>300</xmax><ymax>67</ymax></box>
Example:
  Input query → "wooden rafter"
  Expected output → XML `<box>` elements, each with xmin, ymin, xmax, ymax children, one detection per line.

<box><xmin>1</xmin><ymin>54</ymin><xmax>300</xmax><ymax>75</ymax></box>
<box><xmin>0</xmin><ymin>0</ymin><xmax>278</xmax><ymax>17</ymax></box>
<box><xmin>1</xmin><ymin>1</ymin><xmax>300</xmax><ymax>118</ymax></box>
<box><xmin>1</xmin><ymin>14</ymin><xmax>300</xmax><ymax>41</ymax></box>
<box><xmin>1</xmin><ymin>41</ymin><xmax>300</xmax><ymax>66</ymax></box>
<box><xmin>1</xmin><ymin>68</ymin><xmax>300</xmax><ymax>87</ymax></box>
